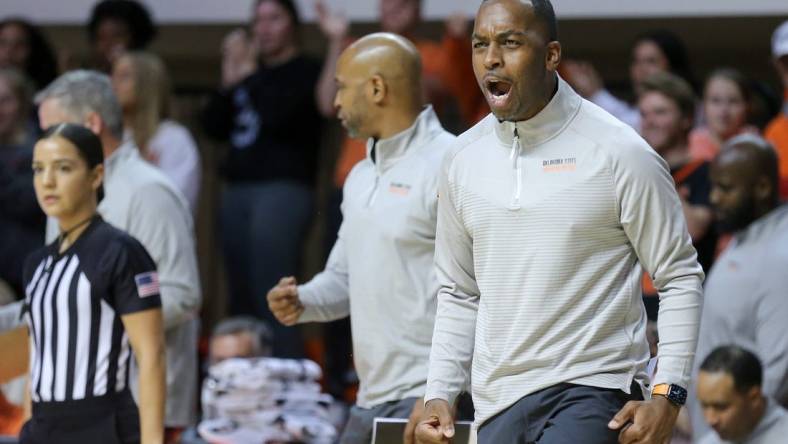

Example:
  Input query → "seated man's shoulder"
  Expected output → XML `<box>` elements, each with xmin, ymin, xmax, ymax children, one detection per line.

<box><xmin>696</xmin><ymin>431</ymin><xmax>722</xmax><ymax>444</ymax></box>
<box><xmin>760</xmin><ymin>405</ymin><xmax>788</xmax><ymax>441</ymax></box>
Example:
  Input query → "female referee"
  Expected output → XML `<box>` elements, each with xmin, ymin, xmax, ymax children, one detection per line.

<box><xmin>20</xmin><ymin>123</ymin><xmax>165</xmax><ymax>444</ymax></box>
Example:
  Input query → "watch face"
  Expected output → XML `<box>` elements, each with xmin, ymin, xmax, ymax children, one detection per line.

<box><xmin>668</xmin><ymin>385</ymin><xmax>687</xmax><ymax>405</ymax></box>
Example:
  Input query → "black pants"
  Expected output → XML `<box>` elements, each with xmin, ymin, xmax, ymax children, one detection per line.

<box><xmin>478</xmin><ymin>383</ymin><xmax>643</xmax><ymax>444</ymax></box>
<box><xmin>20</xmin><ymin>390</ymin><xmax>140</xmax><ymax>444</ymax></box>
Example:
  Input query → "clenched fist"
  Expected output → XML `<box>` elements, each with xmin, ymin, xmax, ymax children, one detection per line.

<box><xmin>267</xmin><ymin>276</ymin><xmax>304</xmax><ymax>326</ymax></box>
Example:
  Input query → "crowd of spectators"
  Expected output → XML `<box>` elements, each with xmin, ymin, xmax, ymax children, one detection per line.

<box><xmin>0</xmin><ymin>1</ymin><xmax>787</xmax><ymax>443</ymax></box>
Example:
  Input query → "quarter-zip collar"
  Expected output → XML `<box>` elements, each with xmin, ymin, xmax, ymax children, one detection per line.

<box><xmin>493</xmin><ymin>75</ymin><xmax>582</xmax><ymax>149</ymax></box>
<box><xmin>366</xmin><ymin>105</ymin><xmax>442</xmax><ymax>175</ymax></box>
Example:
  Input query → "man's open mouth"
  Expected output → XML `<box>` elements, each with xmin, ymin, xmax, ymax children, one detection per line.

<box><xmin>486</xmin><ymin>78</ymin><xmax>512</xmax><ymax>97</ymax></box>
<box><xmin>484</xmin><ymin>77</ymin><xmax>513</xmax><ymax>107</ymax></box>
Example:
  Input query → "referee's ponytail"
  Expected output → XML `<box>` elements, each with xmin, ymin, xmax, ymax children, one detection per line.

<box><xmin>40</xmin><ymin>123</ymin><xmax>105</xmax><ymax>202</ymax></box>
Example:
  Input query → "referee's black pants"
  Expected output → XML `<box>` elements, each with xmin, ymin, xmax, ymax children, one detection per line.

<box><xmin>20</xmin><ymin>390</ymin><xmax>140</xmax><ymax>444</ymax></box>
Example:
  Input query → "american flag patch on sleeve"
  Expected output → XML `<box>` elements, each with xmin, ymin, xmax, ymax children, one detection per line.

<box><xmin>134</xmin><ymin>271</ymin><xmax>160</xmax><ymax>298</ymax></box>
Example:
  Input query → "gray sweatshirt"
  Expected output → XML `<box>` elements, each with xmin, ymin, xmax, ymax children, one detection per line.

<box><xmin>297</xmin><ymin>107</ymin><xmax>454</xmax><ymax>408</ymax></box>
<box><xmin>691</xmin><ymin>205</ymin><xmax>788</xmax><ymax>438</ymax></box>
<box><xmin>425</xmin><ymin>77</ymin><xmax>704</xmax><ymax>426</ymax></box>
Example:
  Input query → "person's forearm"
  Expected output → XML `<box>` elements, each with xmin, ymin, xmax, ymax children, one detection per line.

<box><xmin>682</xmin><ymin>203</ymin><xmax>712</xmax><ymax>241</ymax></box>
<box><xmin>137</xmin><ymin>345</ymin><xmax>166</xmax><ymax>444</ymax></box>
<box><xmin>425</xmin><ymin>291</ymin><xmax>478</xmax><ymax>405</ymax></box>
<box><xmin>316</xmin><ymin>37</ymin><xmax>344</xmax><ymax>117</ymax></box>
<box><xmin>159</xmin><ymin>283</ymin><xmax>200</xmax><ymax>330</ymax></box>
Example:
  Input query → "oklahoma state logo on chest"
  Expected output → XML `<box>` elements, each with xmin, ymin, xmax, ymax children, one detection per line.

<box><xmin>389</xmin><ymin>182</ymin><xmax>411</xmax><ymax>196</ymax></box>
<box><xmin>542</xmin><ymin>157</ymin><xmax>577</xmax><ymax>172</ymax></box>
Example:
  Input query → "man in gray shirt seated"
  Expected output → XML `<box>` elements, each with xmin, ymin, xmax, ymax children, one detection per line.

<box><xmin>692</xmin><ymin>134</ymin><xmax>788</xmax><ymax>438</ymax></box>
<box><xmin>697</xmin><ymin>346</ymin><xmax>788</xmax><ymax>444</ymax></box>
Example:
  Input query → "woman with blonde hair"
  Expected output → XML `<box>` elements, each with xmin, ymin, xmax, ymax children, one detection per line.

<box><xmin>112</xmin><ymin>51</ymin><xmax>201</xmax><ymax>214</ymax></box>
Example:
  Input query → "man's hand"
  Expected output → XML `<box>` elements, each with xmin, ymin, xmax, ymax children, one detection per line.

<box><xmin>221</xmin><ymin>29</ymin><xmax>257</xmax><ymax>88</ymax></box>
<box><xmin>445</xmin><ymin>13</ymin><xmax>469</xmax><ymax>38</ymax></box>
<box><xmin>415</xmin><ymin>399</ymin><xmax>455</xmax><ymax>444</ymax></box>
<box><xmin>315</xmin><ymin>0</ymin><xmax>349</xmax><ymax>42</ymax></box>
<box><xmin>403</xmin><ymin>398</ymin><xmax>425</xmax><ymax>444</ymax></box>
<box><xmin>267</xmin><ymin>277</ymin><xmax>304</xmax><ymax>326</ymax></box>
<box><xmin>562</xmin><ymin>59</ymin><xmax>604</xmax><ymax>98</ymax></box>
<box><xmin>608</xmin><ymin>396</ymin><xmax>680</xmax><ymax>444</ymax></box>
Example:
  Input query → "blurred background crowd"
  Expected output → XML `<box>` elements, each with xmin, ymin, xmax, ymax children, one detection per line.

<box><xmin>0</xmin><ymin>0</ymin><xmax>787</xmax><ymax>443</ymax></box>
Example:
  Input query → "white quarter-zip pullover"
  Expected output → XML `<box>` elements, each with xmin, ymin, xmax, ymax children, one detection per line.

<box><xmin>425</xmin><ymin>77</ymin><xmax>704</xmax><ymax>426</ymax></box>
<box><xmin>298</xmin><ymin>107</ymin><xmax>455</xmax><ymax>408</ymax></box>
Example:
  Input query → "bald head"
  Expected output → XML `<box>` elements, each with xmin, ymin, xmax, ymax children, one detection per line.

<box><xmin>717</xmin><ymin>135</ymin><xmax>779</xmax><ymax>192</ymax></box>
<box><xmin>341</xmin><ymin>32</ymin><xmax>422</xmax><ymax>99</ymax></box>
<box><xmin>334</xmin><ymin>32</ymin><xmax>424</xmax><ymax>139</ymax></box>
<box><xmin>710</xmin><ymin>134</ymin><xmax>779</xmax><ymax>231</ymax></box>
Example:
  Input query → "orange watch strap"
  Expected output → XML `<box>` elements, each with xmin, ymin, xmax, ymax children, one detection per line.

<box><xmin>652</xmin><ymin>383</ymin><xmax>670</xmax><ymax>396</ymax></box>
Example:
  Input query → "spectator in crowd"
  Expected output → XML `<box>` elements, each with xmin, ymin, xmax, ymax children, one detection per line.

<box><xmin>86</xmin><ymin>0</ymin><xmax>157</xmax><ymax>73</ymax></box>
<box><xmin>202</xmin><ymin>0</ymin><xmax>323</xmax><ymax>359</ymax></box>
<box><xmin>690</xmin><ymin>68</ymin><xmax>758</xmax><ymax>162</ymax></box>
<box><xmin>638</xmin><ymin>72</ymin><xmax>716</xmax><ymax>272</ymax></box>
<box><xmin>0</xmin><ymin>281</ymin><xmax>25</xmax><ymax>437</ymax></box>
<box><xmin>36</xmin><ymin>70</ymin><xmax>201</xmax><ymax>443</ymax></box>
<box><xmin>696</xmin><ymin>346</ymin><xmax>788</xmax><ymax>444</ymax></box>
<box><xmin>564</xmin><ymin>29</ymin><xmax>695</xmax><ymax>129</ymax></box>
<box><xmin>691</xmin><ymin>134</ymin><xmax>788</xmax><ymax>438</ymax></box>
<box><xmin>0</xmin><ymin>68</ymin><xmax>43</xmax><ymax>297</ymax></box>
<box><xmin>209</xmin><ymin>316</ymin><xmax>273</xmax><ymax>365</ymax></box>
<box><xmin>417</xmin><ymin>1</ymin><xmax>703</xmax><ymax>442</ymax></box>
<box><xmin>0</xmin><ymin>19</ymin><xmax>57</xmax><ymax>91</ymax></box>
<box><xmin>765</xmin><ymin>20</ymin><xmax>788</xmax><ymax>199</ymax></box>
<box><xmin>267</xmin><ymin>33</ymin><xmax>456</xmax><ymax>444</ymax></box>
<box><xmin>112</xmin><ymin>51</ymin><xmax>202</xmax><ymax>214</ymax></box>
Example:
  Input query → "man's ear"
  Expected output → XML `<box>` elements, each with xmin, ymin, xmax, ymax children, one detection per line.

<box><xmin>83</xmin><ymin>111</ymin><xmax>104</xmax><ymax>136</ymax></box>
<box><xmin>744</xmin><ymin>385</ymin><xmax>762</xmax><ymax>405</ymax></box>
<box><xmin>546</xmin><ymin>41</ymin><xmax>562</xmax><ymax>72</ymax></box>
<box><xmin>367</xmin><ymin>74</ymin><xmax>387</xmax><ymax>105</ymax></box>
<box><xmin>753</xmin><ymin>175</ymin><xmax>773</xmax><ymax>203</ymax></box>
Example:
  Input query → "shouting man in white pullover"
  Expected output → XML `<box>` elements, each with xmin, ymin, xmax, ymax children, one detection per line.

<box><xmin>267</xmin><ymin>33</ymin><xmax>456</xmax><ymax>444</ymax></box>
<box><xmin>416</xmin><ymin>1</ymin><xmax>704</xmax><ymax>443</ymax></box>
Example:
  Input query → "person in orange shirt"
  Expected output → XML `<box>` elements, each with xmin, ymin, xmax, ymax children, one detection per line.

<box><xmin>764</xmin><ymin>20</ymin><xmax>788</xmax><ymax>200</ymax></box>
<box><xmin>689</xmin><ymin>68</ymin><xmax>759</xmax><ymax>163</ymax></box>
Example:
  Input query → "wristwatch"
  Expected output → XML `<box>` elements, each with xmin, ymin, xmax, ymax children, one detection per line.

<box><xmin>652</xmin><ymin>383</ymin><xmax>687</xmax><ymax>406</ymax></box>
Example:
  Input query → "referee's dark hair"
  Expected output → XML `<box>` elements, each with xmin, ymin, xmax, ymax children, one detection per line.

<box><xmin>41</xmin><ymin>123</ymin><xmax>105</xmax><ymax>201</ymax></box>
<box><xmin>87</xmin><ymin>0</ymin><xmax>157</xmax><ymax>49</ymax></box>
<box><xmin>481</xmin><ymin>0</ymin><xmax>558</xmax><ymax>41</ymax></box>
<box><xmin>700</xmin><ymin>345</ymin><xmax>763</xmax><ymax>393</ymax></box>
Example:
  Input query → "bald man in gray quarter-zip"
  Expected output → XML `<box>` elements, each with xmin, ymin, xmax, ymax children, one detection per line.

<box><xmin>267</xmin><ymin>33</ymin><xmax>455</xmax><ymax>444</ymax></box>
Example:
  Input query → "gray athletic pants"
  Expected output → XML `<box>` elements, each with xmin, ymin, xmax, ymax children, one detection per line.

<box><xmin>339</xmin><ymin>397</ymin><xmax>419</xmax><ymax>444</ymax></box>
<box><xmin>477</xmin><ymin>383</ymin><xmax>643</xmax><ymax>444</ymax></box>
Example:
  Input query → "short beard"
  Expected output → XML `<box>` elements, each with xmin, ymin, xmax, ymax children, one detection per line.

<box><xmin>716</xmin><ymin>198</ymin><xmax>757</xmax><ymax>233</ymax></box>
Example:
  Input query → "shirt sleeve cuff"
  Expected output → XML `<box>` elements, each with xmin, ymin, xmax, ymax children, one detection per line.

<box><xmin>295</xmin><ymin>284</ymin><xmax>320</xmax><ymax>324</ymax></box>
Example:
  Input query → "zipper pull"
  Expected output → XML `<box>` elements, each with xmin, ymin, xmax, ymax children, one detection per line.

<box><xmin>508</xmin><ymin>127</ymin><xmax>522</xmax><ymax>210</ymax></box>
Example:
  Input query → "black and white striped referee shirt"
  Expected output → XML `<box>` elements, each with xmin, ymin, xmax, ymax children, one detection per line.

<box><xmin>22</xmin><ymin>216</ymin><xmax>161</xmax><ymax>404</ymax></box>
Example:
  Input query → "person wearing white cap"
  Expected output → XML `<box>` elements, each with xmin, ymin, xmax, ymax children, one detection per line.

<box><xmin>765</xmin><ymin>20</ymin><xmax>788</xmax><ymax>199</ymax></box>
